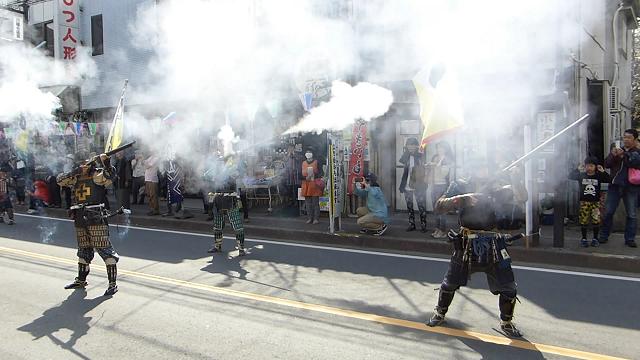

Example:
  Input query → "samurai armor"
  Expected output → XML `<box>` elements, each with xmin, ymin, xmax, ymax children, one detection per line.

<box><xmin>76</xmin><ymin>224</ymin><xmax>111</xmax><ymax>249</ymax></box>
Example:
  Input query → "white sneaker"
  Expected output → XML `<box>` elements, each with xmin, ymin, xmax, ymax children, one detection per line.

<box><xmin>373</xmin><ymin>225</ymin><xmax>388</xmax><ymax>236</ymax></box>
<box><xmin>27</xmin><ymin>209</ymin><xmax>37</xmax><ymax>214</ymax></box>
<box><xmin>434</xmin><ymin>229</ymin><xmax>448</xmax><ymax>239</ymax></box>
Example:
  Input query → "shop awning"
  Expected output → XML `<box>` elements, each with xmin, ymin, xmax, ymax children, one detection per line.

<box><xmin>39</xmin><ymin>85</ymin><xmax>80</xmax><ymax>112</ymax></box>
<box><xmin>40</xmin><ymin>85</ymin><xmax>68</xmax><ymax>97</ymax></box>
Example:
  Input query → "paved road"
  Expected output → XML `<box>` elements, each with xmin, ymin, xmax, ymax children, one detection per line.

<box><xmin>0</xmin><ymin>214</ymin><xmax>638</xmax><ymax>360</ymax></box>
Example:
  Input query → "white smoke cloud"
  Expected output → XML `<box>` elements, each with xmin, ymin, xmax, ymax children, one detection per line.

<box><xmin>217</xmin><ymin>123</ymin><xmax>239</xmax><ymax>156</ymax></box>
<box><xmin>101</xmin><ymin>0</ymin><xmax>601</xmax><ymax>183</ymax></box>
<box><xmin>120</xmin><ymin>0</ymin><xmax>358</xmax><ymax>163</ymax></box>
<box><xmin>285</xmin><ymin>80</ymin><xmax>393</xmax><ymax>134</ymax></box>
<box><xmin>0</xmin><ymin>41</ymin><xmax>96</xmax><ymax>130</ymax></box>
<box><xmin>130</xmin><ymin>0</ymin><xmax>355</xmax><ymax>108</ymax></box>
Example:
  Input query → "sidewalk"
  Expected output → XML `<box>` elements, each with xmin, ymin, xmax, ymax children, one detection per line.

<box><xmin>26</xmin><ymin>196</ymin><xmax>640</xmax><ymax>274</ymax></box>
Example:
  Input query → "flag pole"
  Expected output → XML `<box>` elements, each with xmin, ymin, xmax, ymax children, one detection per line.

<box><xmin>105</xmin><ymin>79</ymin><xmax>129</xmax><ymax>153</ymax></box>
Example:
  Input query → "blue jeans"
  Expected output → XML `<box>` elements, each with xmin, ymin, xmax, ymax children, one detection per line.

<box><xmin>600</xmin><ymin>185</ymin><xmax>638</xmax><ymax>243</ymax></box>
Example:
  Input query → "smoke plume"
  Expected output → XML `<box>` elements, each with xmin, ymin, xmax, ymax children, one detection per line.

<box><xmin>285</xmin><ymin>81</ymin><xmax>393</xmax><ymax>134</ymax></box>
<box><xmin>0</xmin><ymin>42</ymin><xmax>96</xmax><ymax>129</ymax></box>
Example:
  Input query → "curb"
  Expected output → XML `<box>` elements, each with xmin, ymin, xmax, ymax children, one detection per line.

<box><xmin>37</xmin><ymin>209</ymin><xmax>640</xmax><ymax>274</ymax></box>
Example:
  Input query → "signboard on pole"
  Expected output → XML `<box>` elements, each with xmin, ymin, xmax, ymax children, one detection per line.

<box><xmin>53</xmin><ymin>0</ymin><xmax>80</xmax><ymax>61</ymax></box>
<box><xmin>328</xmin><ymin>131</ymin><xmax>343</xmax><ymax>233</ymax></box>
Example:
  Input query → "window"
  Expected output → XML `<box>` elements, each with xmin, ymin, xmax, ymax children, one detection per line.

<box><xmin>91</xmin><ymin>14</ymin><xmax>103</xmax><ymax>56</ymax></box>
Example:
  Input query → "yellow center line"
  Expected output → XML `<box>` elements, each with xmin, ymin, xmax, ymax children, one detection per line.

<box><xmin>0</xmin><ymin>245</ymin><xmax>628</xmax><ymax>360</ymax></box>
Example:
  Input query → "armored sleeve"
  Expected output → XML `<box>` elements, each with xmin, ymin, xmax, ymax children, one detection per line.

<box><xmin>57</xmin><ymin>172</ymin><xmax>77</xmax><ymax>187</ymax></box>
<box><xmin>435</xmin><ymin>181</ymin><xmax>464</xmax><ymax>213</ymax></box>
<box><xmin>92</xmin><ymin>165</ymin><xmax>115</xmax><ymax>187</ymax></box>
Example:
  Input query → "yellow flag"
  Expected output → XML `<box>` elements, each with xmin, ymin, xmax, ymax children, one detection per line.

<box><xmin>413</xmin><ymin>64</ymin><xmax>464</xmax><ymax>151</ymax></box>
<box><xmin>15</xmin><ymin>130</ymin><xmax>29</xmax><ymax>152</ymax></box>
<box><xmin>105</xmin><ymin>79</ymin><xmax>128</xmax><ymax>152</ymax></box>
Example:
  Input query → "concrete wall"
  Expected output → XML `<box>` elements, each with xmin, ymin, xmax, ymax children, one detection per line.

<box><xmin>79</xmin><ymin>0</ymin><xmax>155</xmax><ymax>110</ymax></box>
<box><xmin>576</xmin><ymin>0</ymin><xmax>636</xmax><ymax>143</ymax></box>
<box><xmin>27</xmin><ymin>1</ymin><xmax>54</xmax><ymax>24</ymax></box>
<box><xmin>0</xmin><ymin>8</ymin><xmax>24</xmax><ymax>42</ymax></box>
<box><xmin>25</xmin><ymin>0</ymin><xmax>155</xmax><ymax>111</ymax></box>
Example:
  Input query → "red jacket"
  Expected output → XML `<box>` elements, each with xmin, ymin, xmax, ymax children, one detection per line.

<box><xmin>33</xmin><ymin>180</ymin><xmax>51</xmax><ymax>204</ymax></box>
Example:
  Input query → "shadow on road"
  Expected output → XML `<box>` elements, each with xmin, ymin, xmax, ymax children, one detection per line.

<box><xmin>458</xmin><ymin>335</ymin><xmax>547</xmax><ymax>360</ymax></box>
<box><xmin>17</xmin><ymin>290</ymin><xmax>110</xmax><ymax>360</ymax></box>
<box><xmin>3</xmin><ymin>215</ymin><xmax>640</xmax><ymax>333</ymax></box>
<box><xmin>199</xmin><ymin>244</ymin><xmax>292</xmax><ymax>292</ymax></box>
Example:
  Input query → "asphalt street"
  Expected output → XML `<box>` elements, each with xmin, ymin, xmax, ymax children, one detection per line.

<box><xmin>0</xmin><ymin>214</ymin><xmax>638</xmax><ymax>360</ymax></box>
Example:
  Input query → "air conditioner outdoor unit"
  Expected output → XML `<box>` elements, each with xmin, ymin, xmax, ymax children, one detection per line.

<box><xmin>609</xmin><ymin>86</ymin><xmax>620</xmax><ymax>112</ymax></box>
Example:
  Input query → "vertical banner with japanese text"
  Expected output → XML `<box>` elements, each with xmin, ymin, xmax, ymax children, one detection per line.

<box><xmin>53</xmin><ymin>0</ymin><xmax>80</xmax><ymax>61</ymax></box>
<box><xmin>328</xmin><ymin>132</ymin><xmax>343</xmax><ymax>233</ymax></box>
<box><xmin>347</xmin><ymin>120</ymin><xmax>367</xmax><ymax>194</ymax></box>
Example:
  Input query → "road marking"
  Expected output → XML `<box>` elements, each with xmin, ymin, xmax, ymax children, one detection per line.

<box><xmin>14</xmin><ymin>213</ymin><xmax>640</xmax><ymax>282</ymax></box>
<box><xmin>0</xmin><ymin>245</ymin><xmax>627</xmax><ymax>360</ymax></box>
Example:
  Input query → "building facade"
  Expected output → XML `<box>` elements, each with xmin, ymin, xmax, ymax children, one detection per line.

<box><xmin>10</xmin><ymin>0</ymin><xmax>640</xmax><ymax>220</ymax></box>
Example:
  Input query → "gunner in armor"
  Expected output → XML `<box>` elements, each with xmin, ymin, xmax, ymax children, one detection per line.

<box><xmin>205</xmin><ymin>153</ymin><xmax>246</xmax><ymax>256</ymax></box>
<box><xmin>426</xmin><ymin>160</ymin><xmax>526</xmax><ymax>338</ymax></box>
<box><xmin>57</xmin><ymin>153</ymin><xmax>120</xmax><ymax>296</ymax></box>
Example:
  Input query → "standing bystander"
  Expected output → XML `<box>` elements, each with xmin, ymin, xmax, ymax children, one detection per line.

<box><xmin>0</xmin><ymin>165</ymin><xmax>15</xmax><ymax>224</ymax></box>
<box><xmin>569</xmin><ymin>157</ymin><xmax>610</xmax><ymax>247</ymax></box>
<box><xmin>427</xmin><ymin>141</ymin><xmax>454</xmax><ymax>238</ymax></box>
<box><xmin>300</xmin><ymin>149</ymin><xmax>323</xmax><ymax>224</ymax></box>
<box><xmin>114</xmin><ymin>152</ymin><xmax>132</xmax><ymax>210</ymax></box>
<box><xmin>144</xmin><ymin>154</ymin><xmax>160</xmax><ymax>216</ymax></box>
<box><xmin>399</xmin><ymin>138</ymin><xmax>427</xmax><ymax>232</ymax></box>
<box><xmin>600</xmin><ymin>129</ymin><xmax>640</xmax><ymax>248</ymax></box>
<box><xmin>131</xmin><ymin>151</ymin><xmax>146</xmax><ymax>205</ymax></box>
<box><xmin>61</xmin><ymin>154</ymin><xmax>74</xmax><ymax>209</ymax></box>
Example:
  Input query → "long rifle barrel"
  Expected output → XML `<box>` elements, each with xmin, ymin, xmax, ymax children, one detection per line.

<box><xmin>502</xmin><ymin>114</ymin><xmax>590</xmax><ymax>172</ymax></box>
<box><xmin>105</xmin><ymin>141</ymin><xmax>135</xmax><ymax>157</ymax></box>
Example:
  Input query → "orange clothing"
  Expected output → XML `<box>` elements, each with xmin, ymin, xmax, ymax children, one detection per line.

<box><xmin>301</xmin><ymin>160</ymin><xmax>323</xmax><ymax>197</ymax></box>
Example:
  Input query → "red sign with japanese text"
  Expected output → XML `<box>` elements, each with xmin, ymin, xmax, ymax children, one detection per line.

<box><xmin>54</xmin><ymin>0</ymin><xmax>80</xmax><ymax>61</ymax></box>
<box><xmin>347</xmin><ymin>120</ymin><xmax>367</xmax><ymax>194</ymax></box>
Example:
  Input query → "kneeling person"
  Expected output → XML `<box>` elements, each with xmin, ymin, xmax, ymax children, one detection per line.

<box><xmin>354</xmin><ymin>173</ymin><xmax>390</xmax><ymax>236</ymax></box>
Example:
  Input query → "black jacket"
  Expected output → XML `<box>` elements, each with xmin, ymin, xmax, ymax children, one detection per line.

<box><xmin>115</xmin><ymin>158</ymin><xmax>132</xmax><ymax>189</ymax></box>
<box><xmin>569</xmin><ymin>169</ymin><xmax>610</xmax><ymax>202</ymax></box>
<box><xmin>399</xmin><ymin>151</ymin><xmax>425</xmax><ymax>193</ymax></box>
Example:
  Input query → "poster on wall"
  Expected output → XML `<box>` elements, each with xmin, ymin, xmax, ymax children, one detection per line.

<box><xmin>320</xmin><ymin>195</ymin><xmax>330</xmax><ymax>212</ymax></box>
<box><xmin>537</xmin><ymin>112</ymin><xmax>556</xmax><ymax>153</ymax></box>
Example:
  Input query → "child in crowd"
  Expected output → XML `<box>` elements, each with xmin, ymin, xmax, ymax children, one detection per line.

<box><xmin>569</xmin><ymin>157</ymin><xmax>610</xmax><ymax>247</ymax></box>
